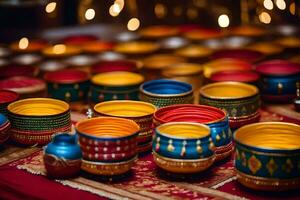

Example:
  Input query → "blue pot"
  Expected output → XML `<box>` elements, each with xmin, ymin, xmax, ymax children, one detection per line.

<box><xmin>0</xmin><ymin>114</ymin><xmax>10</xmax><ymax>145</ymax></box>
<box><xmin>44</xmin><ymin>133</ymin><xmax>82</xmax><ymax>178</ymax></box>
<box><xmin>234</xmin><ymin>122</ymin><xmax>300</xmax><ymax>191</ymax></box>
<box><xmin>153</xmin><ymin>122</ymin><xmax>215</xmax><ymax>160</ymax></box>
<box><xmin>261</xmin><ymin>74</ymin><xmax>299</xmax><ymax>102</ymax></box>
<box><xmin>140</xmin><ymin>79</ymin><xmax>194</xmax><ymax>108</ymax></box>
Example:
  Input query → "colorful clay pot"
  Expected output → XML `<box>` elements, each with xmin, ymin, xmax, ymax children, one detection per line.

<box><xmin>153</xmin><ymin>122</ymin><xmax>215</xmax><ymax>173</ymax></box>
<box><xmin>45</xmin><ymin>69</ymin><xmax>90</xmax><ymax>102</ymax></box>
<box><xmin>159</xmin><ymin>37</ymin><xmax>189</xmax><ymax>51</ymax></box>
<box><xmin>44</xmin><ymin>133</ymin><xmax>82</xmax><ymax>178</ymax></box>
<box><xmin>175</xmin><ymin>45</ymin><xmax>213</xmax><ymax>61</ymax></box>
<box><xmin>90</xmin><ymin>72</ymin><xmax>144</xmax><ymax>103</ymax></box>
<box><xmin>229</xmin><ymin>26</ymin><xmax>267</xmax><ymax>37</ymax></box>
<box><xmin>7</xmin><ymin>98</ymin><xmax>71</xmax><ymax>145</ymax></box>
<box><xmin>39</xmin><ymin>60</ymin><xmax>67</xmax><ymax>74</ymax></box>
<box><xmin>0</xmin><ymin>90</ymin><xmax>19</xmax><ymax>116</ymax></box>
<box><xmin>91</xmin><ymin>60</ymin><xmax>142</xmax><ymax>74</ymax></box>
<box><xmin>255</xmin><ymin>60</ymin><xmax>300</xmax><ymax>103</ymax></box>
<box><xmin>0</xmin><ymin>64</ymin><xmax>39</xmax><ymax>78</ymax></box>
<box><xmin>94</xmin><ymin>100</ymin><xmax>156</xmax><ymax>154</ymax></box>
<box><xmin>0</xmin><ymin>76</ymin><xmax>47</xmax><ymax>99</ymax></box>
<box><xmin>82</xmin><ymin>40</ymin><xmax>115</xmax><ymax>54</ymax></box>
<box><xmin>142</xmin><ymin>54</ymin><xmax>186</xmax><ymax>80</ymax></box>
<box><xmin>96</xmin><ymin>51</ymin><xmax>126</xmax><ymax>61</ymax></box>
<box><xmin>246</xmin><ymin>42</ymin><xmax>283</xmax><ymax>56</ymax></box>
<box><xmin>209</xmin><ymin>70</ymin><xmax>260</xmax><ymax>86</ymax></box>
<box><xmin>203</xmin><ymin>58</ymin><xmax>253</xmax><ymax>79</ymax></box>
<box><xmin>211</xmin><ymin>49</ymin><xmax>264</xmax><ymax>63</ymax></box>
<box><xmin>63</xmin><ymin>55</ymin><xmax>97</xmax><ymax>72</ymax></box>
<box><xmin>114</xmin><ymin>41</ymin><xmax>159</xmax><ymax>57</ymax></box>
<box><xmin>153</xmin><ymin>104</ymin><xmax>232</xmax><ymax>161</ymax></box>
<box><xmin>199</xmin><ymin>82</ymin><xmax>260</xmax><ymax>129</ymax></box>
<box><xmin>139</xmin><ymin>25</ymin><xmax>179</xmax><ymax>39</ymax></box>
<box><xmin>140</xmin><ymin>79</ymin><xmax>193</xmax><ymax>108</ymax></box>
<box><xmin>42</xmin><ymin>44</ymin><xmax>81</xmax><ymax>58</ymax></box>
<box><xmin>162</xmin><ymin>63</ymin><xmax>204</xmax><ymax>95</ymax></box>
<box><xmin>0</xmin><ymin>114</ymin><xmax>11</xmax><ymax>145</ymax></box>
<box><xmin>184</xmin><ymin>28</ymin><xmax>223</xmax><ymax>40</ymax></box>
<box><xmin>275</xmin><ymin>37</ymin><xmax>300</xmax><ymax>49</ymax></box>
<box><xmin>76</xmin><ymin>117</ymin><xmax>139</xmax><ymax>175</ymax></box>
<box><xmin>12</xmin><ymin>54</ymin><xmax>42</xmax><ymax>66</ymax></box>
<box><xmin>234</xmin><ymin>122</ymin><xmax>300</xmax><ymax>191</ymax></box>
<box><xmin>61</xmin><ymin>34</ymin><xmax>98</xmax><ymax>46</ymax></box>
<box><xmin>10</xmin><ymin>39</ymin><xmax>48</xmax><ymax>53</ymax></box>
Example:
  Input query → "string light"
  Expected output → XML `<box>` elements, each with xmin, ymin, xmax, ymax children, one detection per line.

<box><xmin>19</xmin><ymin>37</ymin><xmax>29</xmax><ymax>49</ymax></box>
<box><xmin>218</xmin><ymin>14</ymin><xmax>230</xmax><ymax>28</ymax></box>
<box><xmin>289</xmin><ymin>2</ymin><xmax>296</xmax><ymax>15</ymax></box>
<box><xmin>259</xmin><ymin>12</ymin><xmax>271</xmax><ymax>24</ymax></box>
<box><xmin>114</xmin><ymin>0</ymin><xmax>124</xmax><ymax>10</ymax></box>
<box><xmin>263</xmin><ymin>0</ymin><xmax>273</xmax><ymax>10</ymax></box>
<box><xmin>109</xmin><ymin>4</ymin><xmax>121</xmax><ymax>17</ymax></box>
<box><xmin>155</xmin><ymin>3</ymin><xmax>167</xmax><ymax>18</ymax></box>
<box><xmin>85</xmin><ymin>8</ymin><xmax>95</xmax><ymax>20</ymax></box>
<box><xmin>275</xmin><ymin>0</ymin><xmax>286</xmax><ymax>10</ymax></box>
<box><xmin>53</xmin><ymin>44</ymin><xmax>66</xmax><ymax>54</ymax></box>
<box><xmin>45</xmin><ymin>2</ymin><xmax>56</xmax><ymax>13</ymax></box>
<box><xmin>127</xmin><ymin>18</ymin><xmax>140</xmax><ymax>31</ymax></box>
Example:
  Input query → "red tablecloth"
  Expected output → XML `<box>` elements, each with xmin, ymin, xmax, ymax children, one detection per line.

<box><xmin>0</xmin><ymin>105</ymin><xmax>299</xmax><ymax>200</ymax></box>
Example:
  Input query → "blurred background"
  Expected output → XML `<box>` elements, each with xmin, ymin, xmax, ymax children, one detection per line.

<box><xmin>0</xmin><ymin>0</ymin><xmax>299</xmax><ymax>42</ymax></box>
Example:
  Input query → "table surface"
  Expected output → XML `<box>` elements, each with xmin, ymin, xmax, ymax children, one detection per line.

<box><xmin>0</xmin><ymin>105</ymin><xmax>300</xmax><ymax>200</ymax></box>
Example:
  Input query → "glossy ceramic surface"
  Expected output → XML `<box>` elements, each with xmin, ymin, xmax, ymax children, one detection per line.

<box><xmin>7</xmin><ymin>98</ymin><xmax>71</xmax><ymax>145</ymax></box>
<box><xmin>139</xmin><ymin>25</ymin><xmax>179</xmax><ymax>39</ymax></box>
<box><xmin>203</xmin><ymin>58</ymin><xmax>253</xmax><ymax>79</ymax></box>
<box><xmin>76</xmin><ymin>117</ymin><xmax>139</xmax><ymax>163</ymax></box>
<box><xmin>94</xmin><ymin>100</ymin><xmax>156</xmax><ymax>153</ymax></box>
<box><xmin>153</xmin><ymin>122</ymin><xmax>214</xmax><ymax>159</ymax></box>
<box><xmin>91</xmin><ymin>72</ymin><xmax>144</xmax><ymax>103</ymax></box>
<box><xmin>44</xmin><ymin>133</ymin><xmax>82</xmax><ymax>178</ymax></box>
<box><xmin>211</xmin><ymin>49</ymin><xmax>263</xmax><ymax>63</ymax></box>
<box><xmin>140</xmin><ymin>79</ymin><xmax>194</xmax><ymax>108</ymax></box>
<box><xmin>0</xmin><ymin>90</ymin><xmax>19</xmax><ymax>116</ymax></box>
<box><xmin>234</xmin><ymin>122</ymin><xmax>300</xmax><ymax>191</ymax></box>
<box><xmin>153</xmin><ymin>104</ymin><xmax>232</xmax><ymax>160</ymax></box>
<box><xmin>114</xmin><ymin>41</ymin><xmax>159</xmax><ymax>55</ymax></box>
<box><xmin>0</xmin><ymin>114</ymin><xmax>11</xmax><ymax>144</ymax></box>
<box><xmin>45</xmin><ymin>69</ymin><xmax>90</xmax><ymax>102</ymax></box>
<box><xmin>199</xmin><ymin>82</ymin><xmax>260</xmax><ymax>128</ymax></box>
<box><xmin>256</xmin><ymin>60</ymin><xmax>300</xmax><ymax>102</ymax></box>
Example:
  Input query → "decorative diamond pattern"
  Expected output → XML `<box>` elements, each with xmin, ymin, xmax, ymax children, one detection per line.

<box><xmin>282</xmin><ymin>159</ymin><xmax>293</xmax><ymax>173</ymax></box>
<box><xmin>266</xmin><ymin>158</ymin><xmax>278</xmax><ymax>176</ymax></box>
<box><xmin>248</xmin><ymin>155</ymin><xmax>262</xmax><ymax>174</ymax></box>
<box><xmin>235</xmin><ymin>149</ymin><xmax>240</xmax><ymax>161</ymax></box>
<box><xmin>241</xmin><ymin>152</ymin><xmax>247</xmax><ymax>167</ymax></box>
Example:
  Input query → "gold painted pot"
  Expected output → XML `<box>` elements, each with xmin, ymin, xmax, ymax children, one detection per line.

<box><xmin>114</xmin><ymin>41</ymin><xmax>159</xmax><ymax>58</ymax></box>
<box><xmin>246</xmin><ymin>42</ymin><xmax>284</xmax><ymax>56</ymax></box>
<box><xmin>234</xmin><ymin>122</ymin><xmax>300</xmax><ymax>191</ymax></box>
<box><xmin>175</xmin><ymin>45</ymin><xmax>213</xmax><ymax>62</ymax></box>
<box><xmin>203</xmin><ymin>58</ymin><xmax>252</xmax><ymax>79</ymax></box>
<box><xmin>42</xmin><ymin>44</ymin><xmax>81</xmax><ymax>58</ymax></box>
<box><xmin>199</xmin><ymin>82</ymin><xmax>260</xmax><ymax>129</ymax></box>
<box><xmin>142</xmin><ymin>54</ymin><xmax>186</xmax><ymax>80</ymax></box>
<box><xmin>94</xmin><ymin>100</ymin><xmax>156</xmax><ymax>153</ymax></box>
<box><xmin>139</xmin><ymin>25</ymin><xmax>179</xmax><ymax>39</ymax></box>
<box><xmin>81</xmin><ymin>156</ymin><xmax>137</xmax><ymax>176</ymax></box>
